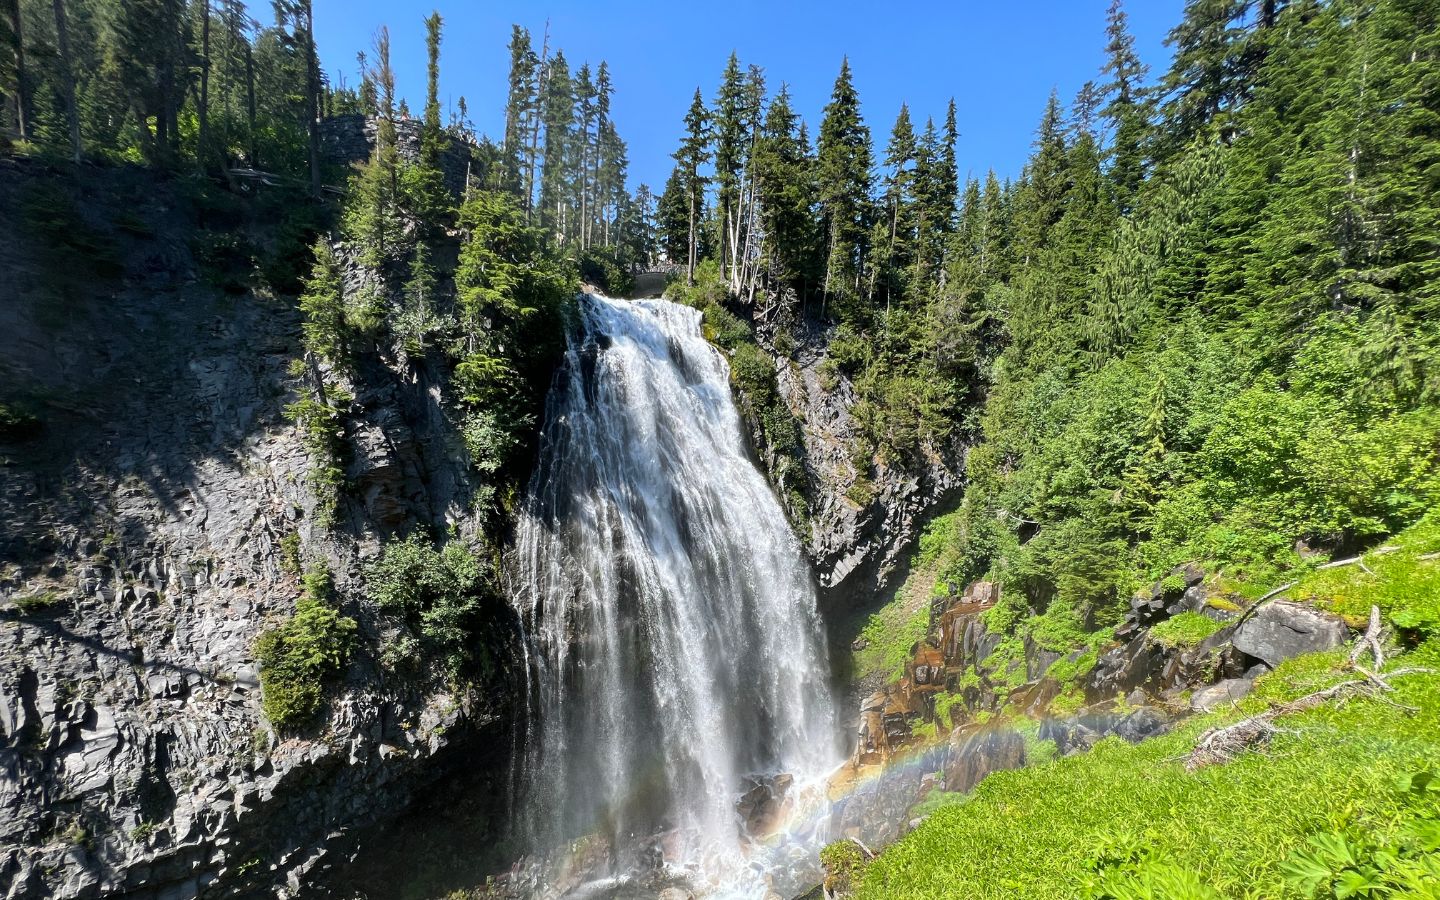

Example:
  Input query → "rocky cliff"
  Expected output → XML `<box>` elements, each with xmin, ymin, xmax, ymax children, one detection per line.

<box><xmin>0</xmin><ymin>158</ymin><xmax>515</xmax><ymax>900</ymax></box>
<box><xmin>745</xmin><ymin>311</ymin><xmax>963</xmax><ymax>615</ymax></box>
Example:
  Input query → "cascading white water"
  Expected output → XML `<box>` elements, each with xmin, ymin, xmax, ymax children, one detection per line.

<box><xmin>512</xmin><ymin>293</ymin><xmax>840</xmax><ymax>897</ymax></box>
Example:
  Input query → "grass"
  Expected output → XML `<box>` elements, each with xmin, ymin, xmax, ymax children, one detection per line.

<box><xmin>1148</xmin><ymin>610</ymin><xmax>1225</xmax><ymax>648</ymax></box>
<box><xmin>855</xmin><ymin>523</ymin><xmax>1440</xmax><ymax>899</ymax></box>
<box><xmin>854</xmin><ymin>601</ymin><xmax>931</xmax><ymax>683</ymax></box>
<box><xmin>1294</xmin><ymin>512</ymin><xmax>1440</xmax><ymax>637</ymax></box>
<box><xmin>858</xmin><ymin>642</ymin><xmax>1440</xmax><ymax>899</ymax></box>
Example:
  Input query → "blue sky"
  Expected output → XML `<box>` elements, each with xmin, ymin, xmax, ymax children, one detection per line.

<box><xmin>312</xmin><ymin>1</ymin><xmax>1185</xmax><ymax>193</ymax></box>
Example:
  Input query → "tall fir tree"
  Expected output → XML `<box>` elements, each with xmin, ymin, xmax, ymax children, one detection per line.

<box><xmin>816</xmin><ymin>57</ymin><xmax>874</xmax><ymax>318</ymax></box>
<box><xmin>672</xmin><ymin>87</ymin><xmax>711</xmax><ymax>283</ymax></box>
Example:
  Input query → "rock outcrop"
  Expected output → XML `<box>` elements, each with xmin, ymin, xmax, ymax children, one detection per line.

<box><xmin>749</xmin><ymin>313</ymin><xmax>963</xmax><ymax>612</ymax></box>
<box><xmin>0</xmin><ymin>159</ymin><xmax>515</xmax><ymax>899</ymax></box>
<box><xmin>1232</xmin><ymin>600</ymin><xmax>1349</xmax><ymax>668</ymax></box>
<box><xmin>836</xmin><ymin>570</ymin><xmax>1356</xmax><ymax>821</ymax></box>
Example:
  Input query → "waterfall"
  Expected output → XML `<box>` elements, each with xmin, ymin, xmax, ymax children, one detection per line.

<box><xmin>512</xmin><ymin>293</ymin><xmax>840</xmax><ymax>897</ymax></box>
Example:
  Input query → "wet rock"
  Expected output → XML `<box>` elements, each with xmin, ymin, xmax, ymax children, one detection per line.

<box><xmin>1231</xmin><ymin>601</ymin><xmax>1348</xmax><ymax>668</ymax></box>
<box><xmin>945</xmin><ymin>726</ymin><xmax>1027</xmax><ymax>793</ymax></box>
<box><xmin>737</xmin><ymin>773</ymin><xmax>795</xmax><ymax>838</ymax></box>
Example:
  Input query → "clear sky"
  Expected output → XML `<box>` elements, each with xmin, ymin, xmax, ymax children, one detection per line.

<box><xmin>311</xmin><ymin>0</ymin><xmax>1186</xmax><ymax>194</ymax></box>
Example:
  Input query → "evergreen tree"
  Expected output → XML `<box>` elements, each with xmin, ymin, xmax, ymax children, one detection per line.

<box><xmin>816</xmin><ymin>57</ymin><xmax>873</xmax><ymax>318</ymax></box>
<box><xmin>538</xmin><ymin>50</ymin><xmax>573</xmax><ymax>239</ymax></box>
<box><xmin>876</xmin><ymin>103</ymin><xmax>916</xmax><ymax>309</ymax></box>
<box><xmin>1101</xmin><ymin>0</ymin><xmax>1150</xmax><ymax>211</ymax></box>
<box><xmin>754</xmin><ymin>83</ymin><xmax>819</xmax><ymax>299</ymax></box>
<box><xmin>711</xmin><ymin>52</ymin><xmax>747</xmax><ymax>277</ymax></box>
<box><xmin>402</xmin><ymin>10</ymin><xmax>449</xmax><ymax>235</ymax></box>
<box><xmin>656</xmin><ymin>166</ymin><xmax>691</xmax><ymax>265</ymax></box>
<box><xmin>501</xmin><ymin>25</ymin><xmax>536</xmax><ymax>200</ymax></box>
<box><xmin>672</xmin><ymin>87</ymin><xmax>711</xmax><ymax>283</ymax></box>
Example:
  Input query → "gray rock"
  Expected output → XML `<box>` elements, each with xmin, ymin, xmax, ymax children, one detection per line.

<box><xmin>1190</xmin><ymin>678</ymin><xmax>1254</xmax><ymax>711</ymax></box>
<box><xmin>946</xmin><ymin>727</ymin><xmax>1027</xmax><ymax>793</ymax></box>
<box><xmin>0</xmin><ymin>162</ymin><xmax>510</xmax><ymax>900</ymax></box>
<box><xmin>1232</xmin><ymin>601</ymin><xmax>1349</xmax><ymax>668</ymax></box>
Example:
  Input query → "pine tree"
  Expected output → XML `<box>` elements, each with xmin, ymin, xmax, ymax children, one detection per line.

<box><xmin>538</xmin><ymin>50</ymin><xmax>573</xmax><ymax>239</ymax></box>
<box><xmin>1012</xmin><ymin>90</ymin><xmax>1069</xmax><ymax>261</ymax></box>
<box><xmin>938</xmin><ymin>98</ymin><xmax>960</xmax><ymax>233</ymax></box>
<box><xmin>344</xmin><ymin>25</ymin><xmax>402</xmax><ymax>266</ymax></box>
<box><xmin>877</xmin><ymin>103</ymin><xmax>916</xmax><ymax>309</ymax></box>
<box><xmin>712</xmin><ymin>52</ymin><xmax>747</xmax><ymax>278</ymax></box>
<box><xmin>572</xmin><ymin>61</ymin><xmax>595</xmax><ymax>248</ymax></box>
<box><xmin>656</xmin><ymin>166</ymin><xmax>691</xmax><ymax>265</ymax></box>
<box><xmin>3</xmin><ymin>0</ymin><xmax>31</xmax><ymax>140</ymax></box>
<box><xmin>754</xmin><ymin>83</ymin><xmax>819</xmax><ymax>299</ymax></box>
<box><xmin>403</xmin><ymin>10</ymin><xmax>449</xmax><ymax>235</ymax></box>
<box><xmin>672</xmin><ymin>87</ymin><xmax>711</xmax><ymax>283</ymax></box>
<box><xmin>51</xmin><ymin>0</ymin><xmax>81</xmax><ymax>162</ymax></box>
<box><xmin>501</xmin><ymin>25</ymin><xmax>536</xmax><ymax>200</ymax></box>
<box><xmin>1101</xmin><ymin>0</ymin><xmax>1150</xmax><ymax>211</ymax></box>
<box><xmin>816</xmin><ymin>57</ymin><xmax>874</xmax><ymax>318</ymax></box>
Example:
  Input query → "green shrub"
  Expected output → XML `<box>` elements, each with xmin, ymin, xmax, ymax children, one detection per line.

<box><xmin>10</xmin><ymin>591</ymin><xmax>61</xmax><ymax>615</ymax></box>
<box><xmin>910</xmin><ymin>788</ymin><xmax>968</xmax><ymax>820</ymax></box>
<box><xmin>853</xmin><ymin>599</ymin><xmax>930</xmax><ymax>683</ymax></box>
<box><xmin>1047</xmin><ymin>649</ymin><xmax>1099</xmax><ymax>685</ymax></box>
<box><xmin>1148</xmin><ymin>612</ymin><xmax>1224</xmax><ymax>649</ymax></box>
<box><xmin>285</xmin><ymin>390</ymin><xmax>350</xmax><ymax>529</ymax></box>
<box><xmin>366</xmin><ymin>534</ymin><xmax>493</xmax><ymax>678</ymax></box>
<box><xmin>934</xmin><ymin>690</ymin><xmax>967</xmax><ymax>728</ymax></box>
<box><xmin>255</xmin><ymin>564</ymin><xmax>356</xmax><ymax>729</ymax></box>
<box><xmin>1279</xmin><ymin>771</ymin><xmax>1440</xmax><ymax>898</ymax></box>
<box><xmin>279</xmin><ymin>532</ymin><xmax>302</xmax><ymax>575</ymax></box>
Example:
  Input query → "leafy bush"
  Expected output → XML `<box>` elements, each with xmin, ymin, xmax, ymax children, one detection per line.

<box><xmin>1280</xmin><ymin>771</ymin><xmax>1440</xmax><ymax>898</ymax></box>
<box><xmin>822</xmin><ymin>839</ymin><xmax>873</xmax><ymax>897</ymax></box>
<box><xmin>9</xmin><ymin>591</ymin><xmax>62</xmax><ymax>615</ymax></box>
<box><xmin>366</xmin><ymin>534</ymin><xmax>494</xmax><ymax>678</ymax></box>
<box><xmin>279</xmin><ymin>532</ymin><xmax>302</xmax><ymax>576</ymax></box>
<box><xmin>255</xmin><ymin>564</ymin><xmax>356</xmax><ymax>729</ymax></box>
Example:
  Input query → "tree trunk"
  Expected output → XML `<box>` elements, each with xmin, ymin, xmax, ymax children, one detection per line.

<box><xmin>7</xmin><ymin>0</ymin><xmax>30</xmax><ymax>140</ymax></box>
<box><xmin>303</xmin><ymin>0</ymin><xmax>321</xmax><ymax>197</ymax></box>
<box><xmin>687</xmin><ymin>180</ymin><xmax>697</xmax><ymax>285</ymax></box>
<box><xmin>197</xmin><ymin>0</ymin><xmax>212</xmax><ymax>172</ymax></box>
<box><xmin>51</xmin><ymin>0</ymin><xmax>80</xmax><ymax>163</ymax></box>
<box><xmin>524</xmin><ymin>21</ymin><xmax>549</xmax><ymax>223</ymax></box>
<box><xmin>245</xmin><ymin>42</ymin><xmax>257</xmax><ymax>166</ymax></box>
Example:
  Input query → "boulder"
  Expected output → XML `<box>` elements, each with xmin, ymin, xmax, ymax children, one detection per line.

<box><xmin>1190</xmin><ymin>678</ymin><xmax>1254</xmax><ymax>711</ymax></box>
<box><xmin>1231</xmin><ymin>601</ymin><xmax>1348</xmax><ymax>668</ymax></box>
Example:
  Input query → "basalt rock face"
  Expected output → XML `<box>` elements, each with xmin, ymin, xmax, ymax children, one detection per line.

<box><xmin>746</xmin><ymin>312</ymin><xmax>963</xmax><ymax>614</ymax></box>
<box><xmin>0</xmin><ymin>162</ymin><xmax>514</xmax><ymax>899</ymax></box>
